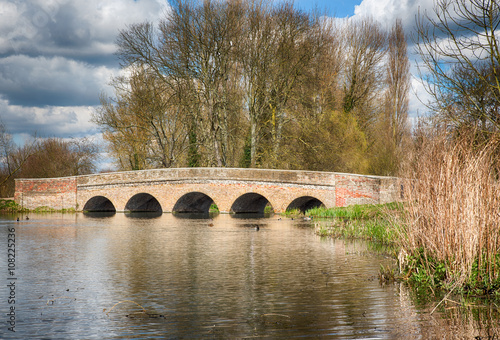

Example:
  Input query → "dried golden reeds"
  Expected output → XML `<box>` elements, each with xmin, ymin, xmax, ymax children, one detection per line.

<box><xmin>400</xmin><ymin>129</ymin><xmax>500</xmax><ymax>288</ymax></box>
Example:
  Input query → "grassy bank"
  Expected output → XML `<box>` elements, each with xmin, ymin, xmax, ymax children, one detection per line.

<box><xmin>310</xmin><ymin>131</ymin><xmax>500</xmax><ymax>298</ymax></box>
<box><xmin>0</xmin><ymin>199</ymin><xmax>76</xmax><ymax>213</ymax></box>
<box><xmin>304</xmin><ymin>203</ymin><xmax>401</xmax><ymax>245</ymax></box>
<box><xmin>307</xmin><ymin>204</ymin><xmax>500</xmax><ymax>299</ymax></box>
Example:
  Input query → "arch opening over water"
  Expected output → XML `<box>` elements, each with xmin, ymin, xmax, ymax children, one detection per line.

<box><xmin>231</xmin><ymin>193</ymin><xmax>272</xmax><ymax>214</ymax></box>
<box><xmin>83</xmin><ymin>196</ymin><xmax>116</xmax><ymax>212</ymax></box>
<box><xmin>286</xmin><ymin>196</ymin><xmax>324</xmax><ymax>213</ymax></box>
<box><xmin>173</xmin><ymin>192</ymin><xmax>215</xmax><ymax>214</ymax></box>
<box><xmin>125</xmin><ymin>193</ymin><xmax>162</xmax><ymax>213</ymax></box>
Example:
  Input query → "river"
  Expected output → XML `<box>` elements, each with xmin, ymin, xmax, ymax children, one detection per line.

<box><xmin>0</xmin><ymin>213</ymin><xmax>498</xmax><ymax>339</ymax></box>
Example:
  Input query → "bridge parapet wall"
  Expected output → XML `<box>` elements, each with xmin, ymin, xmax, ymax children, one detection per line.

<box><xmin>76</xmin><ymin>168</ymin><xmax>338</xmax><ymax>188</ymax></box>
<box><xmin>14</xmin><ymin>177</ymin><xmax>77</xmax><ymax>210</ymax></box>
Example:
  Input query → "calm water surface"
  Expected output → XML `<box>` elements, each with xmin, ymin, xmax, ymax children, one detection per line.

<box><xmin>0</xmin><ymin>213</ymin><xmax>497</xmax><ymax>339</ymax></box>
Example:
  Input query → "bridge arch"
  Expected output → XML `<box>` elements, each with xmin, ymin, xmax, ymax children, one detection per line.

<box><xmin>286</xmin><ymin>196</ymin><xmax>325</xmax><ymax>213</ymax></box>
<box><xmin>125</xmin><ymin>193</ymin><xmax>162</xmax><ymax>213</ymax></box>
<box><xmin>83</xmin><ymin>196</ymin><xmax>116</xmax><ymax>212</ymax></box>
<box><xmin>173</xmin><ymin>192</ymin><xmax>215</xmax><ymax>213</ymax></box>
<box><xmin>231</xmin><ymin>192</ymin><xmax>272</xmax><ymax>214</ymax></box>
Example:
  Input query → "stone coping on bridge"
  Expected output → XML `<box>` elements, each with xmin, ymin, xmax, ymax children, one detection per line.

<box><xmin>15</xmin><ymin>167</ymin><xmax>397</xmax><ymax>185</ymax></box>
<box><xmin>81</xmin><ymin>167</ymin><xmax>397</xmax><ymax>186</ymax></box>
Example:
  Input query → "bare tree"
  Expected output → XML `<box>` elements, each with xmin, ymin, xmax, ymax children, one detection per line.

<box><xmin>0</xmin><ymin>121</ymin><xmax>38</xmax><ymax>196</ymax></box>
<box><xmin>0</xmin><ymin>120</ymin><xmax>15</xmax><ymax>179</ymax></box>
<box><xmin>94</xmin><ymin>66</ymin><xmax>189</xmax><ymax>170</ymax></box>
<box><xmin>67</xmin><ymin>137</ymin><xmax>100</xmax><ymax>175</ymax></box>
<box><xmin>385</xmin><ymin>19</ymin><xmax>410</xmax><ymax>147</ymax></box>
<box><xmin>17</xmin><ymin>138</ymin><xmax>99</xmax><ymax>179</ymax></box>
<box><xmin>265</xmin><ymin>3</ymin><xmax>329</xmax><ymax>167</ymax></box>
<box><xmin>116</xmin><ymin>0</ymin><xmax>245</xmax><ymax>167</ymax></box>
<box><xmin>416</xmin><ymin>0</ymin><xmax>500</xmax><ymax>134</ymax></box>
<box><xmin>341</xmin><ymin>17</ymin><xmax>386</xmax><ymax>127</ymax></box>
<box><xmin>238</xmin><ymin>0</ymin><xmax>276</xmax><ymax>167</ymax></box>
<box><xmin>238</xmin><ymin>1</ymin><xmax>329</xmax><ymax>167</ymax></box>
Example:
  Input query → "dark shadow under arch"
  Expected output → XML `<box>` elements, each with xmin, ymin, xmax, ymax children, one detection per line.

<box><xmin>125</xmin><ymin>193</ymin><xmax>162</xmax><ymax>213</ymax></box>
<box><xmin>231</xmin><ymin>193</ymin><xmax>271</xmax><ymax>214</ymax></box>
<box><xmin>286</xmin><ymin>196</ymin><xmax>324</xmax><ymax>213</ymax></box>
<box><xmin>83</xmin><ymin>196</ymin><xmax>116</xmax><ymax>212</ymax></box>
<box><xmin>173</xmin><ymin>192</ymin><xmax>215</xmax><ymax>214</ymax></box>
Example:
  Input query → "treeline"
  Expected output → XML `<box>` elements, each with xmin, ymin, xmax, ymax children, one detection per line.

<box><xmin>93</xmin><ymin>0</ymin><xmax>410</xmax><ymax>175</ymax></box>
<box><xmin>0</xmin><ymin>124</ymin><xmax>98</xmax><ymax>197</ymax></box>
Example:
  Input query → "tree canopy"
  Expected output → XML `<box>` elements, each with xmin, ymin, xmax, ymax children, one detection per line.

<box><xmin>94</xmin><ymin>0</ymin><xmax>411</xmax><ymax>175</ymax></box>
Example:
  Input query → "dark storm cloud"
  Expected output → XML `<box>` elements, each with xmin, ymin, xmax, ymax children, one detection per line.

<box><xmin>0</xmin><ymin>55</ymin><xmax>114</xmax><ymax>107</ymax></box>
<box><xmin>49</xmin><ymin>2</ymin><xmax>92</xmax><ymax>49</ymax></box>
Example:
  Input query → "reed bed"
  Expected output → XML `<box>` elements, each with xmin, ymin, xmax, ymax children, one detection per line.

<box><xmin>400</xmin><ymin>131</ymin><xmax>500</xmax><ymax>291</ymax></box>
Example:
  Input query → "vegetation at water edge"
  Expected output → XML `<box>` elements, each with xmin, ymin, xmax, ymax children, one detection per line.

<box><xmin>0</xmin><ymin>199</ymin><xmax>24</xmax><ymax>213</ymax></box>
<box><xmin>301</xmin><ymin>203</ymin><xmax>401</xmax><ymax>246</ymax></box>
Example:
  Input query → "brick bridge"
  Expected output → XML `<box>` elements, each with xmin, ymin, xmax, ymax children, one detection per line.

<box><xmin>14</xmin><ymin>168</ymin><xmax>400</xmax><ymax>214</ymax></box>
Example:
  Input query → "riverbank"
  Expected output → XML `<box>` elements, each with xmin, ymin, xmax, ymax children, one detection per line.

<box><xmin>0</xmin><ymin>199</ymin><xmax>76</xmax><ymax>213</ymax></box>
<box><xmin>302</xmin><ymin>202</ymin><xmax>500</xmax><ymax>300</ymax></box>
<box><xmin>0</xmin><ymin>199</ymin><xmax>23</xmax><ymax>213</ymax></box>
<box><xmin>302</xmin><ymin>203</ymin><xmax>401</xmax><ymax>245</ymax></box>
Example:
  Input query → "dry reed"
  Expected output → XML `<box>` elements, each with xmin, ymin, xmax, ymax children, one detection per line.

<box><xmin>400</xmin><ymin>129</ymin><xmax>500</xmax><ymax>289</ymax></box>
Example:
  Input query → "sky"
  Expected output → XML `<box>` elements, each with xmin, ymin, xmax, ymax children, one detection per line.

<box><xmin>0</xmin><ymin>0</ymin><xmax>435</xmax><ymax>169</ymax></box>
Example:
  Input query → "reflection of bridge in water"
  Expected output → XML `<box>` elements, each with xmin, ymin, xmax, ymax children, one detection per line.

<box><xmin>14</xmin><ymin>168</ymin><xmax>400</xmax><ymax>214</ymax></box>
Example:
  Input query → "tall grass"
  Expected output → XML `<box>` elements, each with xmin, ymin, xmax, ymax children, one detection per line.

<box><xmin>304</xmin><ymin>202</ymin><xmax>401</xmax><ymax>219</ymax></box>
<box><xmin>310</xmin><ymin>203</ymin><xmax>402</xmax><ymax>244</ymax></box>
<box><xmin>315</xmin><ymin>218</ymin><xmax>398</xmax><ymax>245</ymax></box>
<box><xmin>400</xmin><ymin>130</ymin><xmax>500</xmax><ymax>291</ymax></box>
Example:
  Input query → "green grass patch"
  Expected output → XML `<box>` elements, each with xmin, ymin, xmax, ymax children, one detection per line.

<box><xmin>401</xmin><ymin>249</ymin><xmax>500</xmax><ymax>298</ymax></box>
<box><xmin>309</xmin><ymin>203</ymin><xmax>402</xmax><ymax>245</ymax></box>
<box><xmin>281</xmin><ymin>208</ymin><xmax>301</xmax><ymax>218</ymax></box>
<box><xmin>31</xmin><ymin>206</ymin><xmax>76</xmax><ymax>213</ymax></box>
<box><xmin>0</xmin><ymin>199</ymin><xmax>24</xmax><ymax>213</ymax></box>
<box><xmin>306</xmin><ymin>202</ymin><xmax>402</xmax><ymax>220</ymax></box>
<box><xmin>315</xmin><ymin>218</ymin><xmax>399</xmax><ymax>245</ymax></box>
<box><xmin>0</xmin><ymin>199</ymin><xmax>77</xmax><ymax>214</ymax></box>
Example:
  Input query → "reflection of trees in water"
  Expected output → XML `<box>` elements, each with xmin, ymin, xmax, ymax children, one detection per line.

<box><xmin>435</xmin><ymin>304</ymin><xmax>500</xmax><ymax>340</ymax></box>
<box><xmin>399</xmin><ymin>283</ymin><xmax>500</xmax><ymax>339</ymax></box>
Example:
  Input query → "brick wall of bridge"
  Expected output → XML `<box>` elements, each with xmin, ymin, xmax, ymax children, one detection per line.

<box><xmin>14</xmin><ymin>168</ymin><xmax>400</xmax><ymax>212</ymax></box>
<box><xmin>14</xmin><ymin>177</ymin><xmax>77</xmax><ymax>210</ymax></box>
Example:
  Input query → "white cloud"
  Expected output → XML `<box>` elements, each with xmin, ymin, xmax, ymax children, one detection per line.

<box><xmin>353</xmin><ymin>0</ymin><xmax>435</xmax><ymax>32</ymax></box>
<box><xmin>0</xmin><ymin>0</ymin><xmax>168</xmax><ymax>141</ymax></box>
<box><xmin>0</xmin><ymin>96</ymin><xmax>99</xmax><ymax>138</ymax></box>
<box><xmin>409</xmin><ymin>76</ymin><xmax>434</xmax><ymax>117</ymax></box>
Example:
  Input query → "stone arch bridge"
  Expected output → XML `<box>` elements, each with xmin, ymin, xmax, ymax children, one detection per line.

<box><xmin>14</xmin><ymin>168</ymin><xmax>400</xmax><ymax>214</ymax></box>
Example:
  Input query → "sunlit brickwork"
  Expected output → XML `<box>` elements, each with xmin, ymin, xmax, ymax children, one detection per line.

<box><xmin>14</xmin><ymin>168</ymin><xmax>400</xmax><ymax>212</ymax></box>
